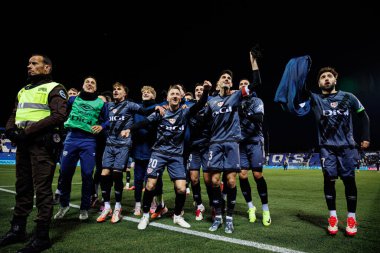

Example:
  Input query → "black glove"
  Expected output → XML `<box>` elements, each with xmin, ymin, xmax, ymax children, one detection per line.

<box><xmin>5</xmin><ymin>128</ymin><xmax>27</xmax><ymax>144</ymax></box>
<box><xmin>5</xmin><ymin>128</ymin><xmax>17</xmax><ymax>142</ymax></box>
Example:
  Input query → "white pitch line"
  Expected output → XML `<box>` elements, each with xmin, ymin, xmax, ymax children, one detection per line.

<box><xmin>0</xmin><ymin>187</ymin><xmax>17</xmax><ymax>194</ymax></box>
<box><xmin>123</xmin><ymin>216</ymin><xmax>306</xmax><ymax>253</ymax></box>
<box><xmin>0</xmin><ymin>187</ymin><xmax>306</xmax><ymax>253</ymax></box>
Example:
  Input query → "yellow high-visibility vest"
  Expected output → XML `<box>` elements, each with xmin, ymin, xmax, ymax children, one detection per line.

<box><xmin>15</xmin><ymin>82</ymin><xmax>60</xmax><ymax>128</ymax></box>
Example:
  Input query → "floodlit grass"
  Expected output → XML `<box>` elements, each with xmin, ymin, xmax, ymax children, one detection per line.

<box><xmin>0</xmin><ymin>165</ymin><xmax>379</xmax><ymax>253</ymax></box>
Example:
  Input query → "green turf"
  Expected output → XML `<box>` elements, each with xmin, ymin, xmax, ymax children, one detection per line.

<box><xmin>0</xmin><ymin>166</ymin><xmax>379</xmax><ymax>253</ymax></box>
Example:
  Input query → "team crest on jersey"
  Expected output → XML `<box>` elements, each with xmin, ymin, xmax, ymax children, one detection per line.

<box><xmin>217</xmin><ymin>102</ymin><xmax>224</xmax><ymax>107</ymax></box>
<box><xmin>168</xmin><ymin>118</ymin><xmax>176</xmax><ymax>124</ymax></box>
<box><xmin>112</xmin><ymin>109</ymin><xmax>117</xmax><ymax>113</ymax></box>
<box><xmin>147</xmin><ymin>167</ymin><xmax>153</xmax><ymax>174</ymax></box>
<box><xmin>330</xmin><ymin>102</ymin><xmax>338</xmax><ymax>108</ymax></box>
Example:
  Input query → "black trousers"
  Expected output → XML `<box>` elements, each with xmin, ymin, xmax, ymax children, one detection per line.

<box><xmin>14</xmin><ymin>141</ymin><xmax>56</xmax><ymax>223</ymax></box>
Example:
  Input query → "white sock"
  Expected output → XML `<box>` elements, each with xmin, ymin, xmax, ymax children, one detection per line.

<box><xmin>329</xmin><ymin>210</ymin><xmax>337</xmax><ymax>217</ymax></box>
<box><xmin>262</xmin><ymin>204</ymin><xmax>269</xmax><ymax>211</ymax></box>
<box><xmin>247</xmin><ymin>202</ymin><xmax>254</xmax><ymax>208</ymax></box>
<box><xmin>104</xmin><ymin>202</ymin><xmax>111</xmax><ymax>210</ymax></box>
<box><xmin>143</xmin><ymin>212</ymin><xmax>150</xmax><ymax>218</ymax></box>
<box><xmin>135</xmin><ymin>202</ymin><xmax>141</xmax><ymax>208</ymax></box>
<box><xmin>115</xmin><ymin>202</ymin><xmax>121</xmax><ymax>209</ymax></box>
<box><xmin>347</xmin><ymin>212</ymin><xmax>356</xmax><ymax>219</ymax></box>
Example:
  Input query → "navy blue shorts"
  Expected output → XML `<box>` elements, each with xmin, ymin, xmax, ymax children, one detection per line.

<box><xmin>147</xmin><ymin>152</ymin><xmax>187</xmax><ymax>181</ymax></box>
<box><xmin>320</xmin><ymin>147</ymin><xmax>358</xmax><ymax>178</ymax></box>
<box><xmin>187</xmin><ymin>147</ymin><xmax>209</xmax><ymax>172</ymax></box>
<box><xmin>102</xmin><ymin>145</ymin><xmax>130</xmax><ymax>171</ymax></box>
<box><xmin>240</xmin><ymin>142</ymin><xmax>265</xmax><ymax>172</ymax></box>
<box><xmin>207</xmin><ymin>142</ymin><xmax>241</xmax><ymax>172</ymax></box>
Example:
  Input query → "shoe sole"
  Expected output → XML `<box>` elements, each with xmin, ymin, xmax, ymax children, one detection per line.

<box><xmin>346</xmin><ymin>230</ymin><xmax>357</xmax><ymax>236</ymax></box>
<box><xmin>209</xmin><ymin>226</ymin><xmax>221</xmax><ymax>232</ymax></box>
<box><xmin>174</xmin><ymin>220</ymin><xmax>191</xmax><ymax>228</ymax></box>
<box><xmin>209</xmin><ymin>223</ymin><xmax>222</xmax><ymax>232</ymax></box>
<box><xmin>328</xmin><ymin>230</ymin><xmax>338</xmax><ymax>235</ymax></box>
<box><xmin>111</xmin><ymin>218</ymin><xmax>121</xmax><ymax>223</ymax></box>
<box><xmin>151</xmin><ymin>208</ymin><xmax>168</xmax><ymax>219</ymax></box>
<box><xmin>54</xmin><ymin>209</ymin><xmax>70</xmax><ymax>219</ymax></box>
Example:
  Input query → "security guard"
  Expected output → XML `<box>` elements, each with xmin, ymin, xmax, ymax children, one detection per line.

<box><xmin>0</xmin><ymin>54</ymin><xmax>68</xmax><ymax>253</ymax></box>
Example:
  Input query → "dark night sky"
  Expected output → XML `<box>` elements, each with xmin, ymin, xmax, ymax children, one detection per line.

<box><xmin>2</xmin><ymin>2</ymin><xmax>379</xmax><ymax>152</ymax></box>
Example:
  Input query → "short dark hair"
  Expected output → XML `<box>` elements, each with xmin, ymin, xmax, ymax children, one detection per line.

<box><xmin>185</xmin><ymin>91</ymin><xmax>194</xmax><ymax>98</ymax></box>
<box><xmin>194</xmin><ymin>82</ymin><xmax>203</xmax><ymax>89</ymax></box>
<box><xmin>31</xmin><ymin>54</ymin><xmax>52</xmax><ymax>66</ymax></box>
<box><xmin>219</xmin><ymin>69</ymin><xmax>233</xmax><ymax>79</ymax></box>
<box><xmin>68</xmin><ymin>88</ymin><xmax>79</xmax><ymax>93</ymax></box>
<box><xmin>239</xmin><ymin>78</ymin><xmax>250</xmax><ymax>84</ymax></box>
<box><xmin>31</xmin><ymin>54</ymin><xmax>53</xmax><ymax>73</ymax></box>
<box><xmin>317</xmin><ymin>67</ymin><xmax>338</xmax><ymax>80</ymax></box>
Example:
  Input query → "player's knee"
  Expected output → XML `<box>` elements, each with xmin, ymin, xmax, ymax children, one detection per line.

<box><xmin>239</xmin><ymin>169</ymin><xmax>249</xmax><ymax>179</ymax></box>
<box><xmin>227</xmin><ymin>179</ymin><xmax>237</xmax><ymax>188</ymax></box>
<box><xmin>145</xmin><ymin>180</ymin><xmax>156</xmax><ymax>191</ymax></box>
<box><xmin>253</xmin><ymin>172</ymin><xmax>263</xmax><ymax>181</ymax></box>
<box><xmin>101</xmin><ymin>168</ymin><xmax>111</xmax><ymax>176</ymax></box>
<box><xmin>176</xmin><ymin>187</ymin><xmax>186</xmax><ymax>195</ymax></box>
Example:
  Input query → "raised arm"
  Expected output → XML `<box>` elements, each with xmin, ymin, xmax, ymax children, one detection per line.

<box><xmin>250</xmin><ymin>50</ymin><xmax>262</xmax><ymax>87</ymax></box>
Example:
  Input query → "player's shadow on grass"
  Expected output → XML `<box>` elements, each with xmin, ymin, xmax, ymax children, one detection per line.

<box><xmin>50</xmin><ymin>208</ymin><xmax>98</xmax><ymax>243</ymax></box>
<box><xmin>296</xmin><ymin>211</ymin><xmax>326</xmax><ymax>231</ymax></box>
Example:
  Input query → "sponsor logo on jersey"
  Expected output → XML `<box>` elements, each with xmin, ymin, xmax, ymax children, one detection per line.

<box><xmin>109</xmin><ymin>115</ymin><xmax>125</xmax><ymax>121</ymax></box>
<box><xmin>70</xmin><ymin>115</ymin><xmax>94</xmax><ymax>125</ymax></box>
<box><xmin>79</xmin><ymin>104</ymin><xmax>95</xmax><ymax>111</ymax></box>
<box><xmin>168</xmin><ymin>118</ymin><xmax>176</xmax><ymax>124</ymax></box>
<box><xmin>322</xmin><ymin>109</ymin><xmax>349</xmax><ymax>116</ymax></box>
<box><xmin>163</xmin><ymin>124</ymin><xmax>184</xmax><ymax>131</ymax></box>
<box><xmin>330</xmin><ymin>102</ymin><xmax>338</xmax><ymax>108</ymax></box>
<box><xmin>212</xmin><ymin>106</ymin><xmax>232</xmax><ymax>117</ymax></box>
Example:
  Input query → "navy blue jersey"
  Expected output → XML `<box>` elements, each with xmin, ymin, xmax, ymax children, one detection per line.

<box><xmin>311</xmin><ymin>91</ymin><xmax>364</xmax><ymax>147</ymax></box>
<box><xmin>205</xmin><ymin>90</ymin><xmax>244</xmax><ymax>143</ymax></box>
<box><xmin>132</xmin><ymin>101</ymin><xmax>158</xmax><ymax>160</ymax></box>
<box><xmin>106</xmin><ymin>100</ymin><xmax>141</xmax><ymax>146</ymax></box>
<box><xmin>189</xmin><ymin>105</ymin><xmax>211</xmax><ymax>148</ymax></box>
<box><xmin>147</xmin><ymin>108</ymin><xmax>191</xmax><ymax>156</ymax></box>
<box><xmin>239</xmin><ymin>95</ymin><xmax>264</xmax><ymax>143</ymax></box>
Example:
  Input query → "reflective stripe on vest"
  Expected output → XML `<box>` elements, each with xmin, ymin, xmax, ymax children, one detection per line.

<box><xmin>15</xmin><ymin>82</ymin><xmax>60</xmax><ymax>128</ymax></box>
